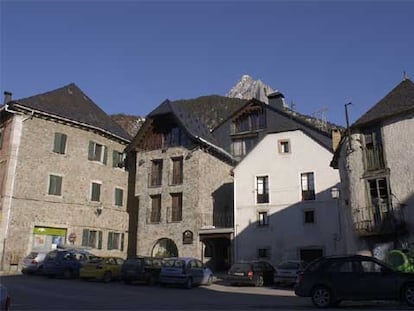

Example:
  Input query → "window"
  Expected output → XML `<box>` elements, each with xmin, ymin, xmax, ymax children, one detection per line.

<box><xmin>48</xmin><ymin>175</ymin><xmax>62</xmax><ymax>196</ymax></box>
<box><xmin>257</xmin><ymin>211</ymin><xmax>269</xmax><ymax>226</ymax></box>
<box><xmin>301</xmin><ymin>172</ymin><xmax>315</xmax><ymax>200</ymax></box>
<box><xmin>108</xmin><ymin>232</ymin><xmax>124</xmax><ymax>251</ymax></box>
<box><xmin>171</xmin><ymin>157</ymin><xmax>183</xmax><ymax>185</ymax></box>
<box><xmin>278</xmin><ymin>139</ymin><xmax>290</xmax><ymax>153</ymax></box>
<box><xmin>91</xmin><ymin>182</ymin><xmax>101</xmax><ymax>202</ymax></box>
<box><xmin>232</xmin><ymin>108</ymin><xmax>266</xmax><ymax>134</ymax></box>
<box><xmin>0</xmin><ymin>127</ymin><xmax>4</xmax><ymax>149</ymax></box>
<box><xmin>256</xmin><ymin>176</ymin><xmax>269</xmax><ymax>204</ymax></box>
<box><xmin>165</xmin><ymin>127</ymin><xmax>181</xmax><ymax>147</ymax></box>
<box><xmin>231</xmin><ymin>137</ymin><xmax>257</xmax><ymax>158</ymax></box>
<box><xmin>53</xmin><ymin>132</ymin><xmax>67</xmax><ymax>154</ymax></box>
<box><xmin>150</xmin><ymin>195</ymin><xmax>161</xmax><ymax>223</ymax></box>
<box><xmin>81</xmin><ymin>229</ymin><xmax>102</xmax><ymax>249</ymax></box>
<box><xmin>171</xmin><ymin>193</ymin><xmax>183</xmax><ymax>222</ymax></box>
<box><xmin>88</xmin><ymin>141</ymin><xmax>108</xmax><ymax>164</ymax></box>
<box><xmin>363</xmin><ymin>128</ymin><xmax>384</xmax><ymax>171</ymax></box>
<box><xmin>112</xmin><ymin>150</ymin><xmax>124</xmax><ymax>168</ymax></box>
<box><xmin>304</xmin><ymin>210</ymin><xmax>315</xmax><ymax>224</ymax></box>
<box><xmin>257</xmin><ymin>247</ymin><xmax>270</xmax><ymax>259</ymax></box>
<box><xmin>115</xmin><ymin>188</ymin><xmax>123</xmax><ymax>207</ymax></box>
<box><xmin>367</xmin><ymin>177</ymin><xmax>390</xmax><ymax>225</ymax></box>
<box><xmin>150</xmin><ymin>159</ymin><xmax>163</xmax><ymax>187</ymax></box>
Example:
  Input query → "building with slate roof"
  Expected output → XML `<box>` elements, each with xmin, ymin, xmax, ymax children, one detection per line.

<box><xmin>0</xmin><ymin>84</ymin><xmax>130</xmax><ymax>271</ymax></box>
<box><xmin>332</xmin><ymin>78</ymin><xmax>414</xmax><ymax>258</ymax></box>
<box><xmin>125</xmin><ymin>91</ymin><xmax>342</xmax><ymax>270</ymax></box>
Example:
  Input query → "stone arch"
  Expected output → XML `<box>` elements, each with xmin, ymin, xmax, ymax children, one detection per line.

<box><xmin>151</xmin><ymin>238</ymin><xmax>178</xmax><ymax>258</ymax></box>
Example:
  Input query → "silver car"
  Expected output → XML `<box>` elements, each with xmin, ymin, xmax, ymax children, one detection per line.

<box><xmin>274</xmin><ymin>260</ymin><xmax>305</xmax><ymax>286</ymax></box>
<box><xmin>21</xmin><ymin>251</ymin><xmax>47</xmax><ymax>274</ymax></box>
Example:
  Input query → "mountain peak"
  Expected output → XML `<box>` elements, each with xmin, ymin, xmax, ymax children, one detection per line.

<box><xmin>226</xmin><ymin>74</ymin><xmax>274</xmax><ymax>103</ymax></box>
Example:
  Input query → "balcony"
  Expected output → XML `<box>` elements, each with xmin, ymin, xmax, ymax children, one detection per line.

<box><xmin>353</xmin><ymin>203</ymin><xmax>406</xmax><ymax>236</ymax></box>
<box><xmin>201</xmin><ymin>212</ymin><xmax>234</xmax><ymax>229</ymax></box>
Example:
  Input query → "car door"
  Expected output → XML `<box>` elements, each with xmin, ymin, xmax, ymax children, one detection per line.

<box><xmin>357</xmin><ymin>258</ymin><xmax>399</xmax><ymax>299</ymax></box>
<box><xmin>324</xmin><ymin>259</ymin><xmax>361</xmax><ymax>299</ymax></box>
<box><xmin>191</xmin><ymin>260</ymin><xmax>204</xmax><ymax>285</ymax></box>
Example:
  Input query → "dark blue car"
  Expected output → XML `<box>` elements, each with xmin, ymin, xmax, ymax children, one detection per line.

<box><xmin>42</xmin><ymin>249</ymin><xmax>95</xmax><ymax>279</ymax></box>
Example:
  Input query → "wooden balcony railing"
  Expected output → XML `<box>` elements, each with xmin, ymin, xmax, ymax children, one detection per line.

<box><xmin>201</xmin><ymin>212</ymin><xmax>234</xmax><ymax>229</ymax></box>
<box><xmin>364</xmin><ymin>145</ymin><xmax>385</xmax><ymax>171</ymax></box>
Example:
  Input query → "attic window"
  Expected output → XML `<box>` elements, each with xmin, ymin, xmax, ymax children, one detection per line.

<box><xmin>278</xmin><ymin>139</ymin><xmax>290</xmax><ymax>154</ymax></box>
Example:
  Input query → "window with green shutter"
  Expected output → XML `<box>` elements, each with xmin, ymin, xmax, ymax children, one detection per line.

<box><xmin>53</xmin><ymin>132</ymin><xmax>67</xmax><ymax>154</ymax></box>
<box><xmin>48</xmin><ymin>175</ymin><xmax>62</xmax><ymax>196</ymax></box>
<box><xmin>115</xmin><ymin>188</ymin><xmax>123</xmax><ymax>207</ymax></box>
<box><xmin>113</xmin><ymin>150</ymin><xmax>124</xmax><ymax>168</ymax></box>
<box><xmin>107</xmin><ymin>232</ymin><xmax>123</xmax><ymax>250</ymax></box>
<box><xmin>91</xmin><ymin>182</ymin><xmax>101</xmax><ymax>202</ymax></box>
<box><xmin>88</xmin><ymin>141</ymin><xmax>107</xmax><ymax>164</ymax></box>
<box><xmin>82</xmin><ymin>229</ymin><xmax>103</xmax><ymax>249</ymax></box>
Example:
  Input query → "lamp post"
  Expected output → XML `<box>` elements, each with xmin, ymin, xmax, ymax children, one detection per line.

<box><xmin>331</xmin><ymin>187</ymin><xmax>343</xmax><ymax>254</ymax></box>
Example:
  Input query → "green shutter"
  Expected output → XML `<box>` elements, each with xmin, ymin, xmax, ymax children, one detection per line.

<box><xmin>49</xmin><ymin>175</ymin><xmax>62</xmax><ymax>196</ymax></box>
<box><xmin>121</xmin><ymin>233</ymin><xmax>124</xmax><ymax>251</ymax></box>
<box><xmin>91</xmin><ymin>183</ymin><xmax>101</xmax><ymax>202</ymax></box>
<box><xmin>108</xmin><ymin>232</ymin><xmax>113</xmax><ymax>250</ymax></box>
<box><xmin>98</xmin><ymin>231</ymin><xmax>102</xmax><ymax>249</ymax></box>
<box><xmin>60</xmin><ymin>134</ymin><xmax>67</xmax><ymax>154</ymax></box>
<box><xmin>112</xmin><ymin>151</ymin><xmax>118</xmax><ymax>167</ymax></box>
<box><xmin>53</xmin><ymin>133</ymin><xmax>60</xmax><ymax>153</ymax></box>
<box><xmin>115</xmin><ymin>188</ymin><xmax>123</xmax><ymax>207</ymax></box>
<box><xmin>103</xmin><ymin>146</ymin><xmax>108</xmax><ymax>165</ymax></box>
<box><xmin>88</xmin><ymin>141</ymin><xmax>94</xmax><ymax>160</ymax></box>
<box><xmin>82</xmin><ymin>229</ymin><xmax>89</xmax><ymax>246</ymax></box>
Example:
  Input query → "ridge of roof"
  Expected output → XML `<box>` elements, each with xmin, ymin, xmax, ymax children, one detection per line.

<box><xmin>11</xmin><ymin>83</ymin><xmax>130</xmax><ymax>141</ymax></box>
<box><xmin>353</xmin><ymin>78</ymin><xmax>414</xmax><ymax>128</ymax></box>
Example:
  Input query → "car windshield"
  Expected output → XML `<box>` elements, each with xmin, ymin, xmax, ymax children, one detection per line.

<box><xmin>229</xmin><ymin>263</ymin><xmax>251</xmax><ymax>272</ymax></box>
<box><xmin>163</xmin><ymin>259</ymin><xmax>185</xmax><ymax>268</ymax></box>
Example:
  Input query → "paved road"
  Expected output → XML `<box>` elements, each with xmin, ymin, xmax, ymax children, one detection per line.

<box><xmin>0</xmin><ymin>274</ymin><xmax>411</xmax><ymax>310</ymax></box>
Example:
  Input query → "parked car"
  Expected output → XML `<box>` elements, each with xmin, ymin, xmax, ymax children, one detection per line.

<box><xmin>274</xmin><ymin>260</ymin><xmax>306</xmax><ymax>287</ymax></box>
<box><xmin>227</xmin><ymin>260</ymin><xmax>275</xmax><ymax>287</ymax></box>
<box><xmin>295</xmin><ymin>254</ymin><xmax>414</xmax><ymax>308</ymax></box>
<box><xmin>80</xmin><ymin>256</ymin><xmax>124</xmax><ymax>282</ymax></box>
<box><xmin>21</xmin><ymin>251</ymin><xmax>47</xmax><ymax>275</ymax></box>
<box><xmin>0</xmin><ymin>284</ymin><xmax>11</xmax><ymax>311</ymax></box>
<box><xmin>42</xmin><ymin>249</ymin><xmax>95</xmax><ymax>279</ymax></box>
<box><xmin>121</xmin><ymin>256</ymin><xmax>164</xmax><ymax>285</ymax></box>
<box><xmin>159</xmin><ymin>257</ymin><xmax>213</xmax><ymax>288</ymax></box>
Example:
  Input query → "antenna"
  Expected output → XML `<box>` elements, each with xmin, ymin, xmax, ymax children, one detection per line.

<box><xmin>403</xmin><ymin>71</ymin><xmax>409</xmax><ymax>81</ymax></box>
<box><xmin>311</xmin><ymin>107</ymin><xmax>328</xmax><ymax>131</ymax></box>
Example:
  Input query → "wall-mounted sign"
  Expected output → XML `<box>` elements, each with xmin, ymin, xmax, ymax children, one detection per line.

<box><xmin>183</xmin><ymin>230</ymin><xmax>193</xmax><ymax>244</ymax></box>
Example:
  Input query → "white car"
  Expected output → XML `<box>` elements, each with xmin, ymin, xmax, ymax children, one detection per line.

<box><xmin>274</xmin><ymin>260</ymin><xmax>305</xmax><ymax>286</ymax></box>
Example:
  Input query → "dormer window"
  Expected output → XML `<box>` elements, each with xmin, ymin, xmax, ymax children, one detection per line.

<box><xmin>231</xmin><ymin>107</ymin><xmax>266</xmax><ymax>134</ymax></box>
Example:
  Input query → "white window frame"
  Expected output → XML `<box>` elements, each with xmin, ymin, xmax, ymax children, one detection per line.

<box><xmin>255</xmin><ymin>175</ymin><xmax>270</xmax><ymax>204</ymax></box>
<box><xmin>278</xmin><ymin>139</ymin><xmax>291</xmax><ymax>154</ymax></box>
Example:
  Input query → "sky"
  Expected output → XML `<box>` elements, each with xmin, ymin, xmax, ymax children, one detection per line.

<box><xmin>1</xmin><ymin>0</ymin><xmax>413</xmax><ymax>126</ymax></box>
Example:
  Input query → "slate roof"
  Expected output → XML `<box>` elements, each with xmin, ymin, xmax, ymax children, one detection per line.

<box><xmin>7</xmin><ymin>83</ymin><xmax>130</xmax><ymax>141</ymax></box>
<box><xmin>353</xmin><ymin>78</ymin><xmax>414</xmax><ymax>128</ymax></box>
<box><xmin>149</xmin><ymin>95</ymin><xmax>248</xmax><ymax>131</ymax></box>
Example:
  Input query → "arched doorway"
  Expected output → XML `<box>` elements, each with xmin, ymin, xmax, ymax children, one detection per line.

<box><xmin>151</xmin><ymin>238</ymin><xmax>178</xmax><ymax>258</ymax></box>
<box><xmin>201</xmin><ymin>237</ymin><xmax>231</xmax><ymax>272</ymax></box>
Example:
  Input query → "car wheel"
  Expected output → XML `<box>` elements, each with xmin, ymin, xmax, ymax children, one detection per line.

<box><xmin>103</xmin><ymin>271</ymin><xmax>112</xmax><ymax>283</ymax></box>
<box><xmin>311</xmin><ymin>286</ymin><xmax>332</xmax><ymax>308</ymax></box>
<box><xmin>63</xmin><ymin>269</ymin><xmax>73</xmax><ymax>279</ymax></box>
<box><xmin>255</xmin><ymin>276</ymin><xmax>264</xmax><ymax>287</ymax></box>
<box><xmin>185</xmin><ymin>277</ymin><xmax>193</xmax><ymax>289</ymax></box>
<box><xmin>403</xmin><ymin>283</ymin><xmax>414</xmax><ymax>306</ymax></box>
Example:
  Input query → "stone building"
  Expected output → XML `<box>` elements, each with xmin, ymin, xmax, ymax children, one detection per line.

<box><xmin>332</xmin><ymin>78</ymin><xmax>414</xmax><ymax>259</ymax></box>
<box><xmin>125</xmin><ymin>96</ymin><xmax>247</xmax><ymax>271</ymax></box>
<box><xmin>0</xmin><ymin>84</ymin><xmax>131</xmax><ymax>270</ymax></box>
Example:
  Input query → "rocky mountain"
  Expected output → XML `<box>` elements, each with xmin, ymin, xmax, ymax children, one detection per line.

<box><xmin>110</xmin><ymin>114</ymin><xmax>145</xmax><ymax>138</ymax></box>
<box><xmin>226</xmin><ymin>74</ymin><xmax>274</xmax><ymax>103</ymax></box>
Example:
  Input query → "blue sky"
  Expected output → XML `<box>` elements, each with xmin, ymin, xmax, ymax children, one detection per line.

<box><xmin>1</xmin><ymin>1</ymin><xmax>413</xmax><ymax>126</ymax></box>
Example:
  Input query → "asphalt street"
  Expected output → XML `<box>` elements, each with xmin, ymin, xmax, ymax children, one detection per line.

<box><xmin>0</xmin><ymin>273</ymin><xmax>412</xmax><ymax>310</ymax></box>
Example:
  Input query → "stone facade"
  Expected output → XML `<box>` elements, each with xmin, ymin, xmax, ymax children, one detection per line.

<box><xmin>134</xmin><ymin>146</ymin><xmax>233</xmax><ymax>259</ymax></box>
<box><xmin>338</xmin><ymin>112</ymin><xmax>414</xmax><ymax>255</ymax></box>
<box><xmin>0</xmin><ymin>114</ymin><xmax>129</xmax><ymax>270</ymax></box>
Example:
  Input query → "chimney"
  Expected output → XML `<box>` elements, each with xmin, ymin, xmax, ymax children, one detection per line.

<box><xmin>332</xmin><ymin>128</ymin><xmax>342</xmax><ymax>152</ymax></box>
<box><xmin>267</xmin><ymin>91</ymin><xmax>286</xmax><ymax>110</ymax></box>
<box><xmin>3</xmin><ymin>91</ymin><xmax>12</xmax><ymax>105</ymax></box>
